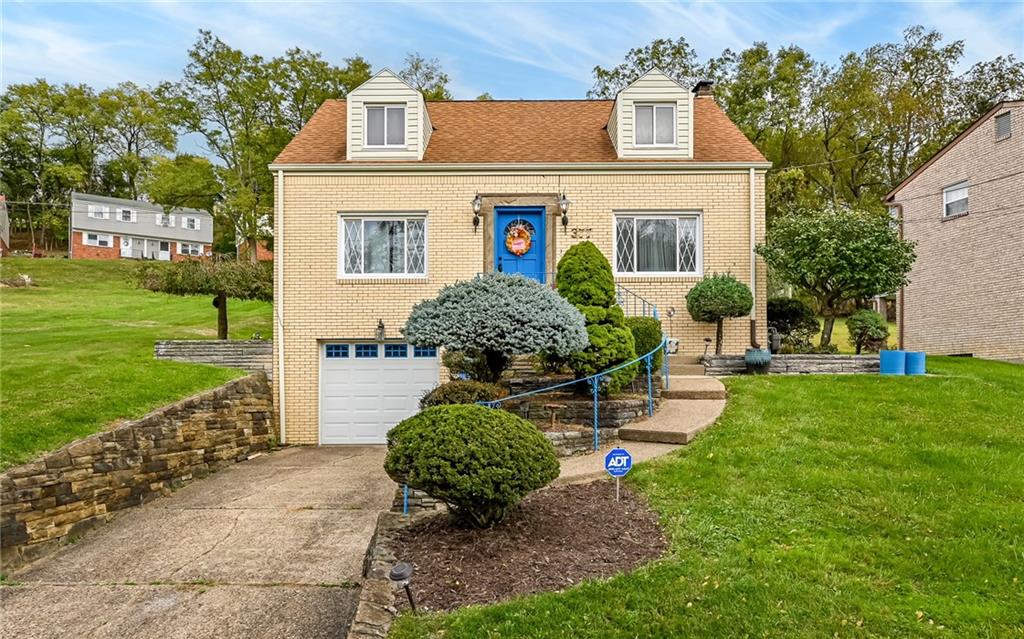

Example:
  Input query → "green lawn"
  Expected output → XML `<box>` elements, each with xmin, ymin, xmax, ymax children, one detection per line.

<box><xmin>0</xmin><ymin>257</ymin><xmax>272</xmax><ymax>469</ymax></box>
<box><xmin>391</xmin><ymin>357</ymin><xmax>1024</xmax><ymax>638</ymax></box>
<box><xmin>822</xmin><ymin>317</ymin><xmax>899</xmax><ymax>353</ymax></box>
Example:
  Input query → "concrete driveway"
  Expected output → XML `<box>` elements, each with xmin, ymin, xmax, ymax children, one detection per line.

<box><xmin>1</xmin><ymin>446</ymin><xmax>394</xmax><ymax>639</ymax></box>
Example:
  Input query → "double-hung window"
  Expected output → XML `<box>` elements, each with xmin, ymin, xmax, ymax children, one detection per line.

<box><xmin>179</xmin><ymin>242</ymin><xmax>202</xmax><ymax>256</ymax></box>
<box><xmin>365</xmin><ymin>105</ymin><xmax>406</xmax><ymax>147</ymax></box>
<box><xmin>118</xmin><ymin>209</ymin><xmax>136</xmax><ymax>223</ymax></box>
<box><xmin>634</xmin><ymin>103</ymin><xmax>675</xmax><ymax>146</ymax></box>
<box><xmin>182</xmin><ymin>216</ymin><xmax>200</xmax><ymax>230</ymax></box>
<box><xmin>87</xmin><ymin>205</ymin><xmax>109</xmax><ymax>219</ymax></box>
<box><xmin>340</xmin><ymin>216</ymin><xmax>426</xmax><ymax>277</ymax></box>
<box><xmin>84</xmin><ymin>233</ymin><xmax>112</xmax><ymax>247</ymax></box>
<box><xmin>942</xmin><ymin>182</ymin><xmax>968</xmax><ymax>218</ymax></box>
<box><xmin>157</xmin><ymin>213</ymin><xmax>175</xmax><ymax>227</ymax></box>
<box><xmin>615</xmin><ymin>214</ymin><xmax>702</xmax><ymax>276</ymax></box>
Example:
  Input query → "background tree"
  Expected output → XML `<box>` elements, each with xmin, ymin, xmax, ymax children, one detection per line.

<box><xmin>403</xmin><ymin>273</ymin><xmax>588</xmax><ymax>383</ymax></box>
<box><xmin>555</xmin><ymin>241</ymin><xmax>637</xmax><ymax>393</ymax></box>
<box><xmin>143</xmin><ymin>154</ymin><xmax>220</xmax><ymax>214</ymax></box>
<box><xmin>399</xmin><ymin>52</ymin><xmax>452</xmax><ymax>100</ymax></box>
<box><xmin>135</xmin><ymin>259</ymin><xmax>272</xmax><ymax>339</ymax></box>
<box><xmin>845</xmin><ymin>309</ymin><xmax>890</xmax><ymax>354</ymax></box>
<box><xmin>587</xmin><ymin>37</ymin><xmax>702</xmax><ymax>98</ymax></box>
<box><xmin>756</xmin><ymin>206</ymin><xmax>915</xmax><ymax>347</ymax></box>
<box><xmin>685</xmin><ymin>274</ymin><xmax>753</xmax><ymax>355</ymax></box>
<box><xmin>475</xmin><ymin>92</ymin><xmax>493</xmax><ymax>101</ymax></box>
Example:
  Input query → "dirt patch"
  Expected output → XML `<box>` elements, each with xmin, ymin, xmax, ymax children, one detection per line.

<box><xmin>391</xmin><ymin>480</ymin><xmax>667</xmax><ymax>611</ymax></box>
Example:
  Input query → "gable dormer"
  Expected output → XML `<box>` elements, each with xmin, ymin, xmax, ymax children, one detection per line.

<box><xmin>607</xmin><ymin>68</ymin><xmax>693</xmax><ymax>159</ymax></box>
<box><xmin>346</xmin><ymin>69</ymin><xmax>432</xmax><ymax>161</ymax></box>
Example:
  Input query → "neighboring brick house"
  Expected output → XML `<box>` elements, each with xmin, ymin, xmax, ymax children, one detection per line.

<box><xmin>885</xmin><ymin>101</ymin><xmax>1024</xmax><ymax>361</ymax></box>
<box><xmin>69</xmin><ymin>192</ymin><xmax>213</xmax><ymax>261</ymax></box>
<box><xmin>270</xmin><ymin>68</ymin><xmax>769</xmax><ymax>446</ymax></box>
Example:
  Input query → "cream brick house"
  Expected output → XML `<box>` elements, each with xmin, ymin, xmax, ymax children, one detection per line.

<box><xmin>886</xmin><ymin>101</ymin><xmax>1024</xmax><ymax>361</ymax></box>
<box><xmin>270</xmin><ymin>69</ymin><xmax>769</xmax><ymax>446</ymax></box>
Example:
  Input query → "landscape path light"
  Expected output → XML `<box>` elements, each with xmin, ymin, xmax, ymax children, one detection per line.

<box><xmin>389</xmin><ymin>561</ymin><xmax>418</xmax><ymax>613</ymax></box>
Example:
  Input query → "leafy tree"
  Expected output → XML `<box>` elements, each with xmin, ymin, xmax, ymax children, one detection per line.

<box><xmin>555</xmin><ymin>242</ymin><xmax>637</xmax><ymax>393</ymax></box>
<box><xmin>136</xmin><ymin>259</ymin><xmax>272</xmax><ymax>339</ymax></box>
<box><xmin>143</xmin><ymin>154</ymin><xmax>220</xmax><ymax>213</ymax></box>
<box><xmin>845</xmin><ymin>309</ymin><xmax>889</xmax><ymax>354</ymax></box>
<box><xmin>399</xmin><ymin>52</ymin><xmax>452</xmax><ymax>100</ymax></box>
<box><xmin>270</xmin><ymin>48</ymin><xmax>371</xmax><ymax>134</ymax></box>
<box><xmin>757</xmin><ymin>206</ymin><xmax>915</xmax><ymax>347</ymax></box>
<box><xmin>475</xmin><ymin>92</ymin><xmax>494</xmax><ymax>101</ymax></box>
<box><xmin>404</xmin><ymin>273</ymin><xmax>588</xmax><ymax>383</ymax></box>
<box><xmin>588</xmin><ymin>37</ymin><xmax>702</xmax><ymax>98</ymax></box>
<box><xmin>385</xmin><ymin>404</ymin><xmax>559</xmax><ymax>528</ymax></box>
<box><xmin>686</xmin><ymin>274</ymin><xmax>753</xmax><ymax>355</ymax></box>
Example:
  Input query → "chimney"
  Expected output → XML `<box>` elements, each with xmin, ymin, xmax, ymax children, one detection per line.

<box><xmin>692</xmin><ymin>80</ymin><xmax>714</xmax><ymax>97</ymax></box>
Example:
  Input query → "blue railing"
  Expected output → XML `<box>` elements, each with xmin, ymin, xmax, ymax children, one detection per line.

<box><xmin>616</xmin><ymin>283</ymin><xmax>659</xmax><ymax>319</ymax></box>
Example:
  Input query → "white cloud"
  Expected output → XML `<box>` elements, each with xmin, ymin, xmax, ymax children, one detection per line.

<box><xmin>914</xmin><ymin>0</ymin><xmax>1024</xmax><ymax>68</ymax></box>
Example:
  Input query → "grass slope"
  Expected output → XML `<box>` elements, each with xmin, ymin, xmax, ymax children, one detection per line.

<box><xmin>391</xmin><ymin>357</ymin><xmax>1024</xmax><ymax>638</ymax></box>
<box><xmin>1</xmin><ymin>257</ymin><xmax>272</xmax><ymax>468</ymax></box>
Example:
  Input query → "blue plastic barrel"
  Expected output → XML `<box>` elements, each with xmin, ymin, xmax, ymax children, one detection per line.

<box><xmin>879</xmin><ymin>349</ymin><xmax>906</xmax><ymax>375</ymax></box>
<box><xmin>905</xmin><ymin>351</ymin><xmax>926</xmax><ymax>375</ymax></box>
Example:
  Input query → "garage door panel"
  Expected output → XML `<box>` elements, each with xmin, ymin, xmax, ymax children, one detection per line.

<box><xmin>320</xmin><ymin>343</ymin><xmax>439</xmax><ymax>444</ymax></box>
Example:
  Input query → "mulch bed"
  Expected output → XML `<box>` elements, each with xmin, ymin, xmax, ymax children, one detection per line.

<box><xmin>390</xmin><ymin>480</ymin><xmax>667</xmax><ymax>611</ymax></box>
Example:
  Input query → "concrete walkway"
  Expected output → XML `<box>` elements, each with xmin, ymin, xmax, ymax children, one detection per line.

<box><xmin>1</xmin><ymin>446</ymin><xmax>394</xmax><ymax>639</ymax></box>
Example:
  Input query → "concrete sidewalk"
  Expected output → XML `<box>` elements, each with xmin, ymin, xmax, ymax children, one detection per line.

<box><xmin>1</xmin><ymin>446</ymin><xmax>394</xmax><ymax>639</ymax></box>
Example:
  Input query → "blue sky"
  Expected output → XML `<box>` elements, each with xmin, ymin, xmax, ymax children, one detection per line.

<box><xmin>2</xmin><ymin>1</ymin><xmax>1022</xmax><ymax>98</ymax></box>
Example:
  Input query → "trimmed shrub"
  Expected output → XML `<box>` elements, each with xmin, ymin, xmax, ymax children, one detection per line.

<box><xmin>845</xmin><ymin>310</ymin><xmax>889</xmax><ymax>354</ymax></box>
<box><xmin>625</xmin><ymin>316</ymin><xmax>664</xmax><ymax>371</ymax></box>
<box><xmin>555</xmin><ymin>242</ymin><xmax>637</xmax><ymax>394</ymax></box>
<box><xmin>404</xmin><ymin>273</ymin><xmax>588</xmax><ymax>383</ymax></box>
<box><xmin>686</xmin><ymin>274</ymin><xmax>753</xmax><ymax>354</ymax></box>
<box><xmin>768</xmin><ymin>297</ymin><xmax>819</xmax><ymax>351</ymax></box>
<box><xmin>384</xmin><ymin>405</ymin><xmax>559</xmax><ymax>528</ymax></box>
<box><xmin>420</xmin><ymin>380</ymin><xmax>505</xmax><ymax>409</ymax></box>
<box><xmin>440</xmin><ymin>350</ymin><xmax>492</xmax><ymax>382</ymax></box>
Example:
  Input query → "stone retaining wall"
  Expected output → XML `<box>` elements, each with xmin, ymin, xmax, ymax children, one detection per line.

<box><xmin>506</xmin><ymin>395</ymin><xmax>655</xmax><ymax>430</ymax></box>
<box><xmin>154</xmin><ymin>339</ymin><xmax>273</xmax><ymax>378</ymax></box>
<box><xmin>545</xmin><ymin>427</ymin><xmax>619</xmax><ymax>457</ymax></box>
<box><xmin>706</xmin><ymin>354</ymin><xmax>880</xmax><ymax>376</ymax></box>
<box><xmin>0</xmin><ymin>373</ymin><xmax>273</xmax><ymax>570</ymax></box>
<box><xmin>349</xmin><ymin>511</ymin><xmax>405</xmax><ymax>639</ymax></box>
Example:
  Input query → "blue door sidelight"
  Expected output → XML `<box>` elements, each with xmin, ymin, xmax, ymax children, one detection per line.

<box><xmin>494</xmin><ymin>207</ymin><xmax>546</xmax><ymax>282</ymax></box>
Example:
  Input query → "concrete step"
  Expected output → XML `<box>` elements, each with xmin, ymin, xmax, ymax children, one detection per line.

<box><xmin>668</xmin><ymin>364</ymin><xmax>706</xmax><ymax>376</ymax></box>
<box><xmin>662</xmin><ymin>375</ymin><xmax>727</xmax><ymax>400</ymax></box>
<box><xmin>618</xmin><ymin>399</ymin><xmax>726</xmax><ymax>445</ymax></box>
<box><xmin>668</xmin><ymin>354</ymin><xmax>702</xmax><ymax>365</ymax></box>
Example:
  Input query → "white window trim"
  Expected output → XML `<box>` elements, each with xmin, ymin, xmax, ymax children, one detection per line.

<box><xmin>158</xmin><ymin>213</ymin><xmax>176</xmax><ymax>228</ymax></box>
<box><xmin>633</xmin><ymin>103</ymin><xmax>677</xmax><ymax>147</ymax></box>
<box><xmin>117</xmin><ymin>208</ymin><xmax>137</xmax><ymax>223</ymax></box>
<box><xmin>363</xmin><ymin>104</ymin><xmax>407</xmax><ymax>148</ymax></box>
<box><xmin>612</xmin><ymin>212</ymin><xmax>703</xmax><ymax>278</ymax></box>
<box><xmin>337</xmin><ymin>213</ymin><xmax>428</xmax><ymax>280</ymax></box>
<box><xmin>87</xmin><ymin>205</ymin><xmax>109</xmax><ymax>219</ymax></box>
<box><xmin>942</xmin><ymin>181</ymin><xmax>969</xmax><ymax>218</ymax></box>
<box><xmin>178</xmin><ymin>242</ymin><xmax>203</xmax><ymax>256</ymax></box>
<box><xmin>995</xmin><ymin>112</ymin><xmax>1011</xmax><ymax>141</ymax></box>
<box><xmin>182</xmin><ymin>216</ymin><xmax>201</xmax><ymax>231</ymax></box>
<box><xmin>84</xmin><ymin>232</ymin><xmax>113</xmax><ymax>247</ymax></box>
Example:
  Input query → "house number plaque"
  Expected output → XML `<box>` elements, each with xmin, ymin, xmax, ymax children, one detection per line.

<box><xmin>570</xmin><ymin>227</ymin><xmax>593</xmax><ymax>239</ymax></box>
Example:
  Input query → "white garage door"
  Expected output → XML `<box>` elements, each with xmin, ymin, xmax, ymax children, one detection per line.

<box><xmin>320</xmin><ymin>342</ymin><xmax>439</xmax><ymax>444</ymax></box>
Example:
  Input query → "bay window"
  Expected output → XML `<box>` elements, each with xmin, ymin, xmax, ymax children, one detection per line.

<box><xmin>340</xmin><ymin>216</ymin><xmax>426</xmax><ymax>277</ymax></box>
<box><xmin>615</xmin><ymin>214</ymin><xmax>701</xmax><ymax>275</ymax></box>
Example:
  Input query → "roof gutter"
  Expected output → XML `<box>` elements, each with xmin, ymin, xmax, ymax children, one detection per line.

<box><xmin>268</xmin><ymin>161</ymin><xmax>772</xmax><ymax>174</ymax></box>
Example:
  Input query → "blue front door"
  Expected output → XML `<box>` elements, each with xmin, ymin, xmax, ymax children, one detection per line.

<box><xmin>495</xmin><ymin>207</ymin><xmax>546</xmax><ymax>282</ymax></box>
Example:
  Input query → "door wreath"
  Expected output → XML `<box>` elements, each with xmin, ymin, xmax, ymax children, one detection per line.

<box><xmin>504</xmin><ymin>221</ymin><xmax>533</xmax><ymax>256</ymax></box>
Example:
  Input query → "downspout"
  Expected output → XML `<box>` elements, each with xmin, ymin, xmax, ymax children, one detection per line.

<box><xmin>275</xmin><ymin>170</ymin><xmax>286</xmax><ymax>444</ymax></box>
<box><xmin>749</xmin><ymin>168</ymin><xmax>760</xmax><ymax>348</ymax></box>
<box><xmin>892</xmin><ymin>202</ymin><xmax>905</xmax><ymax>350</ymax></box>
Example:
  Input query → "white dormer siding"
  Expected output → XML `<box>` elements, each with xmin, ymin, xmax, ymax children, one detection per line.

<box><xmin>346</xmin><ymin>69</ymin><xmax>429</xmax><ymax>161</ymax></box>
<box><xmin>610</xmin><ymin>69</ymin><xmax>692</xmax><ymax>159</ymax></box>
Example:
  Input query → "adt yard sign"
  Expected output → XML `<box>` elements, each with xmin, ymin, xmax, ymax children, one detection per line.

<box><xmin>605</xmin><ymin>448</ymin><xmax>632</xmax><ymax>477</ymax></box>
<box><xmin>605</xmin><ymin>448</ymin><xmax>632</xmax><ymax>501</ymax></box>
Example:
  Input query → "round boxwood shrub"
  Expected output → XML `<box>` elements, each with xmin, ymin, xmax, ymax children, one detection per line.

<box><xmin>625</xmin><ymin>316</ymin><xmax>664</xmax><ymax>371</ymax></box>
<box><xmin>555</xmin><ymin>242</ymin><xmax>637</xmax><ymax>393</ymax></box>
<box><xmin>686</xmin><ymin>274</ymin><xmax>753</xmax><ymax>355</ymax></box>
<box><xmin>845</xmin><ymin>309</ymin><xmax>889</xmax><ymax>354</ymax></box>
<box><xmin>385</xmin><ymin>405</ymin><xmax>559</xmax><ymax>528</ymax></box>
<box><xmin>420</xmin><ymin>380</ymin><xmax>505</xmax><ymax>409</ymax></box>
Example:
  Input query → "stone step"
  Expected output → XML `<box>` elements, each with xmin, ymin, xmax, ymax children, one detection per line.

<box><xmin>662</xmin><ymin>375</ymin><xmax>727</xmax><ymax>400</ymax></box>
<box><xmin>668</xmin><ymin>364</ymin><xmax>706</xmax><ymax>376</ymax></box>
<box><xmin>618</xmin><ymin>399</ymin><xmax>726</xmax><ymax>445</ymax></box>
<box><xmin>668</xmin><ymin>354</ymin><xmax>703</xmax><ymax>365</ymax></box>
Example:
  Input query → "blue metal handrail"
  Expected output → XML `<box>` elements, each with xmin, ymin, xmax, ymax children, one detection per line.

<box><xmin>482</xmin><ymin>336</ymin><xmax>669</xmax><ymax>452</ymax></box>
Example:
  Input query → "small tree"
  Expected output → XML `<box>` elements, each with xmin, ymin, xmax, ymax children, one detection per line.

<box><xmin>403</xmin><ymin>273</ymin><xmax>588</xmax><ymax>383</ymax></box>
<box><xmin>136</xmin><ymin>259</ymin><xmax>272</xmax><ymax>339</ymax></box>
<box><xmin>757</xmin><ymin>206</ymin><xmax>915</xmax><ymax>347</ymax></box>
<box><xmin>555</xmin><ymin>242</ymin><xmax>637</xmax><ymax>394</ymax></box>
<box><xmin>686</xmin><ymin>274</ymin><xmax>753</xmax><ymax>354</ymax></box>
<box><xmin>845</xmin><ymin>309</ymin><xmax>889</xmax><ymax>354</ymax></box>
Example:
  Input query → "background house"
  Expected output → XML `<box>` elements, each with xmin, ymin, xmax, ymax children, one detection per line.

<box><xmin>0</xmin><ymin>195</ymin><xmax>9</xmax><ymax>257</ymax></box>
<box><xmin>69</xmin><ymin>192</ymin><xmax>213</xmax><ymax>261</ymax></box>
<box><xmin>270</xmin><ymin>68</ymin><xmax>769</xmax><ymax>446</ymax></box>
<box><xmin>886</xmin><ymin>101</ymin><xmax>1023</xmax><ymax>361</ymax></box>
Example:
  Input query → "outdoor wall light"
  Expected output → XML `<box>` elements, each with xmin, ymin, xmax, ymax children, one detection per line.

<box><xmin>558</xmin><ymin>192</ymin><xmax>571</xmax><ymax>229</ymax></box>
<box><xmin>376</xmin><ymin>319</ymin><xmax>386</xmax><ymax>341</ymax></box>
<box><xmin>471</xmin><ymin>193</ymin><xmax>482</xmax><ymax>232</ymax></box>
<box><xmin>389</xmin><ymin>561</ymin><xmax>418</xmax><ymax>612</ymax></box>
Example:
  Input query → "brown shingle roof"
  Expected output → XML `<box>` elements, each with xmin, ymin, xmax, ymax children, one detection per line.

<box><xmin>273</xmin><ymin>97</ymin><xmax>766</xmax><ymax>165</ymax></box>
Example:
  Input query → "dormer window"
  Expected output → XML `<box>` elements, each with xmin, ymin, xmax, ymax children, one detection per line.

<box><xmin>635</xmin><ymin>103</ymin><xmax>675</xmax><ymax>146</ymax></box>
<box><xmin>365</xmin><ymin>105</ymin><xmax>405</xmax><ymax>147</ymax></box>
